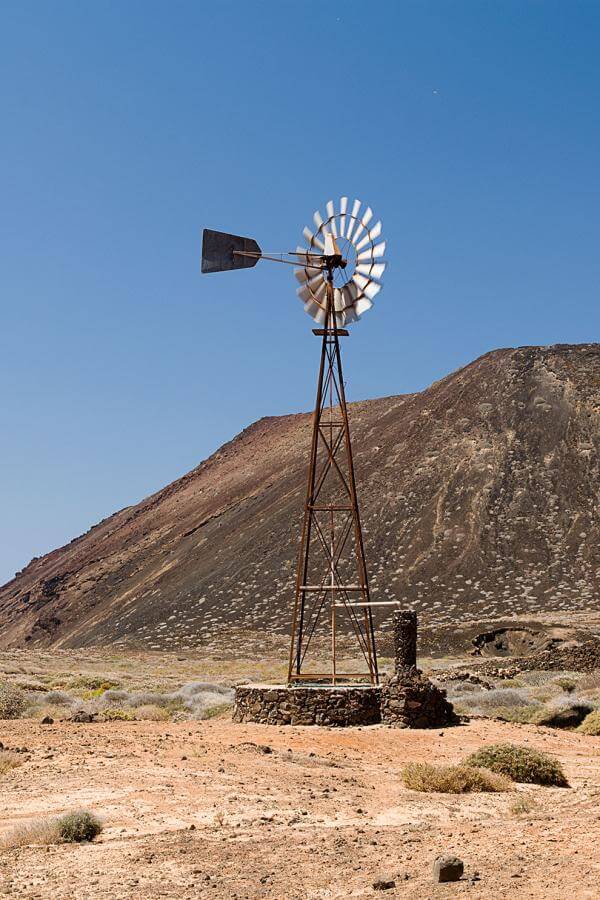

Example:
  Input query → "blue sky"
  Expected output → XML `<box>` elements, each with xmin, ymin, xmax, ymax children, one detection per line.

<box><xmin>1</xmin><ymin>0</ymin><xmax>599</xmax><ymax>585</ymax></box>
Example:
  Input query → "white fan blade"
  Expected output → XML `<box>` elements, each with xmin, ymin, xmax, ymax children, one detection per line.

<box><xmin>355</xmin><ymin>220</ymin><xmax>382</xmax><ymax>251</ymax></box>
<box><xmin>339</xmin><ymin>196</ymin><xmax>348</xmax><ymax>237</ymax></box>
<box><xmin>352</xmin><ymin>273</ymin><xmax>382</xmax><ymax>300</ymax></box>
<box><xmin>345</xmin><ymin>199</ymin><xmax>361</xmax><ymax>241</ymax></box>
<box><xmin>297</xmin><ymin>277</ymin><xmax>326</xmax><ymax>303</ymax></box>
<box><xmin>295</xmin><ymin>269</ymin><xmax>324</xmax><ymax>286</ymax></box>
<box><xmin>355</xmin><ymin>297</ymin><xmax>374</xmax><ymax>316</ymax></box>
<box><xmin>356</xmin><ymin>262</ymin><xmax>386</xmax><ymax>281</ymax></box>
<box><xmin>323</xmin><ymin>231</ymin><xmax>336</xmax><ymax>255</ymax></box>
<box><xmin>352</xmin><ymin>207</ymin><xmax>373</xmax><ymax>245</ymax></box>
<box><xmin>325</xmin><ymin>200</ymin><xmax>338</xmax><ymax>238</ymax></box>
<box><xmin>313</xmin><ymin>209</ymin><xmax>324</xmax><ymax>230</ymax></box>
<box><xmin>333</xmin><ymin>288</ymin><xmax>345</xmax><ymax>311</ymax></box>
<box><xmin>303</xmin><ymin>227</ymin><xmax>325</xmax><ymax>252</ymax></box>
<box><xmin>357</xmin><ymin>241</ymin><xmax>386</xmax><ymax>261</ymax></box>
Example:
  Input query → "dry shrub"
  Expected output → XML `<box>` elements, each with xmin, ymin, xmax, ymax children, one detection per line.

<box><xmin>134</xmin><ymin>704</ymin><xmax>170</xmax><ymax>721</ymax></box>
<box><xmin>57</xmin><ymin>810</ymin><xmax>102</xmax><ymax>843</ymax></box>
<box><xmin>509</xmin><ymin>795</ymin><xmax>538</xmax><ymax>816</ymax></box>
<box><xmin>402</xmin><ymin>762</ymin><xmax>512</xmax><ymax>794</ymax></box>
<box><xmin>0</xmin><ymin>810</ymin><xmax>102</xmax><ymax>849</ymax></box>
<box><xmin>202</xmin><ymin>702</ymin><xmax>232</xmax><ymax>720</ymax></box>
<box><xmin>102</xmin><ymin>707</ymin><xmax>134</xmax><ymax>721</ymax></box>
<box><xmin>577</xmin><ymin>710</ymin><xmax>600</xmax><ymax>736</ymax></box>
<box><xmin>0</xmin><ymin>682</ymin><xmax>27</xmax><ymax>719</ymax></box>
<box><xmin>465</xmin><ymin>743</ymin><xmax>569</xmax><ymax>786</ymax></box>
<box><xmin>0</xmin><ymin>751</ymin><xmax>22</xmax><ymax>775</ymax></box>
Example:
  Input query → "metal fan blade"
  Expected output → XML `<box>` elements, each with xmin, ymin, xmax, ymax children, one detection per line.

<box><xmin>303</xmin><ymin>227</ymin><xmax>325</xmax><ymax>252</ymax></box>
<box><xmin>352</xmin><ymin>273</ymin><xmax>382</xmax><ymax>300</ymax></box>
<box><xmin>339</xmin><ymin>196</ymin><xmax>348</xmax><ymax>237</ymax></box>
<box><xmin>297</xmin><ymin>278</ymin><xmax>326</xmax><ymax>303</ymax></box>
<box><xmin>357</xmin><ymin>241</ymin><xmax>386</xmax><ymax>261</ymax></box>
<box><xmin>345</xmin><ymin>199</ymin><xmax>361</xmax><ymax>242</ymax></box>
<box><xmin>313</xmin><ymin>209</ymin><xmax>324</xmax><ymax>230</ymax></box>
<box><xmin>355</xmin><ymin>297</ymin><xmax>374</xmax><ymax>316</ymax></box>
<box><xmin>355</xmin><ymin>220</ymin><xmax>382</xmax><ymax>252</ymax></box>
<box><xmin>333</xmin><ymin>288</ymin><xmax>346</xmax><ymax>311</ymax></box>
<box><xmin>355</xmin><ymin>262</ymin><xmax>386</xmax><ymax>281</ymax></box>
<box><xmin>295</xmin><ymin>268</ymin><xmax>325</xmax><ymax>286</ymax></box>
<box><xmin>351</xmin><ymin>207</ymin><xmax>373</xmax><ymax>245</ymax></box>
<box><xmin>325</xmin><ymin>200</ymin><xmax>338</xmax><ymax>237</ymax></box>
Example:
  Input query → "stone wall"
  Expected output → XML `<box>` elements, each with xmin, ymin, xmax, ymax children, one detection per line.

<box><xmin>380</xmin><ymin>670</ymin><xmax>458</xmax><ymax>728</ymax></box>
<box><xmin>233</xmin><ymin>684</ymin><xmax>381</xmax><ymax>727</ymax></box>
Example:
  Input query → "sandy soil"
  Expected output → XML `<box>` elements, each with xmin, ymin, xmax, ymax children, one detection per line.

<box><xmin>0</xmin><ymin>715</ymin><xmax>599</xmax><ymax>899</ymax></box>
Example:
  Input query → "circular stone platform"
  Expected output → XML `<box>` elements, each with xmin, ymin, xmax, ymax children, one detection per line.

<box><xmin>233</xmin><ymin>683</ymin><xmax>381</xmax><ymax>727</ymax></box>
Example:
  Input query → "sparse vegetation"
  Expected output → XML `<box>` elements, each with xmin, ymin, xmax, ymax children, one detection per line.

<box><xmin>0</xmin><ymin>750</ymin><xmax>22</xmax><ymax>775</ymax></box>
<box><xmin>0</xmin><ymin>810</ymin><xmax>102</xmax><ymax>849</ymax></box>
<box><xmin>202</xmin><ymin>702</ymin><xmax>233</xmax><ymax>720</ymax></box>
<box><xmin>57</xmin><ymin>810</ymin><xmax>103</xmax><ymax>843</ymax></box>
<box><xmin>577</xmin><ymin>710</ymin><xmax>600</xmax><ymax>736</ymax></box>
<box><xmin>465</xmin><ymin>743</ymin><xmax>569</xmax><ymax>786</ymax></box>
<box><xmin>134</xmin><ymin>704</ymin><xmax>170</xmax><ymax>721</ymax></box>
<box><xmin>0</xmin><ymin>682</ymin><xmax>27</xmax><ymax>719</ymax></box>
<box><xmin>553</xmin><ymin>676</ymin><xmax>578</xmax><ymax>694</ymax></box>
<box><xmin>102</xmin><ymin>707</ymin><xmax>135</xmax><ymax>721</ymax></box>
<box><xmin>402</xmin><ymin>762</ymin><xmax>512</xmax><ymax>793</ymax></box>
<box><xmin>509</xmin><ymin>795</ymin><xmax>538</xmax><ymax>816</ymax></box>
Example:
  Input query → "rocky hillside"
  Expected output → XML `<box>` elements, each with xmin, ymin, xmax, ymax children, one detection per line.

<box><xmin>0</xmin><ymin>343</ymin><xmax>598</xmax><ymax>650</ymax></box>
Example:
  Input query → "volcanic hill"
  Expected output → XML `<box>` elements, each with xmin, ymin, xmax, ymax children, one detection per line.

<box><xmin>0</xmin><ymin>343</ymin><xmax>598</xmax><ymax>651</ymax></box>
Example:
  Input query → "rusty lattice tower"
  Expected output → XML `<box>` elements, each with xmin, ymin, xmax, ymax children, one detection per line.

<box><xmin>201</xmin><ymin>197</ymin><xmax>387</xmax><ymax>686</ymax></box>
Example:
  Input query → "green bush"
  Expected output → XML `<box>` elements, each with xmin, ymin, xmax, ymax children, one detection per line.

<box><xmin>402</xmin><ymin>762</ymin><xmax>512</xmax><ymax>794</ymax></box>
<box><xmin>553</xmin><ymin>676</ymin><xmax>578</xmax><ymax>694</ymax></box>
<box><xmin>464</xmin><ymin>743</ymin><xmax>568</xmax><ymax>787</ymax></box>
<box><xmin>0</xmin><ymin>682</ymin><xmax>27</xmax><ymax>719</ymax></box>
<box><xmin>57</xmin><ymin>810</ymin><xmax>102</xmax><ymax>843</ymax></box>
<box><xmin>577</xmin><ymin>710</ymin><xmax>600</xmax><ymax>736</ymax></box>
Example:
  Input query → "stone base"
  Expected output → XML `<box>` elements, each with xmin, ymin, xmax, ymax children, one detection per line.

<box><xmin>233</xmin><ymin>683</ymin><xmax>381</xmax><ymax>727</ymax></box>
<box><xmin>380</xmin><ymin>668</ymin><xmax>458</xmax><ymax>729</ymax></box>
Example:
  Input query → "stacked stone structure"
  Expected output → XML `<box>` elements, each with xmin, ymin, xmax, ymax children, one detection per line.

<box><xmin>233</xmin><ymin>684</ymin><xmax>380</xmax><ymax>726</ymax></box>
<box><xmin>379</xmin><ymin>609</ymin><xmax>458</xmax><ymax>728</ymax></box>
<box><xmin>233</xmin><ymin>609</ymin><xmax>458</xmax><ymax>728</ymax></box>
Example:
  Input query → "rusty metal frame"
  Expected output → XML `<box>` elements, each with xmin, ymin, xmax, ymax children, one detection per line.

<box><xmin>287</xmin><ymin>270</ymin><xmax>379</xmax><ymax>686</ymax></box>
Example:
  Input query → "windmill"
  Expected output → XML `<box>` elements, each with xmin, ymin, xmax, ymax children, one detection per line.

<box><xmin>201</xmin><ymin>198</ymin><xmax>388</xmax><ymax>685</ymax></box>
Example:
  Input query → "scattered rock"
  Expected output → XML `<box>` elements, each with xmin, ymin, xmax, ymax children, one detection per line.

<box><xmin>433</xmin><ymin>856</ymin><xmax>464</xmax><ymax>883</ymax></box>
<box><xmin>41</xmin><ymin>715</ymin><xmax>54</xmax><ymax>725</ymax></box>
<box><xmin>70</xmin><ymin>710</ymin><xmax>96</xmax><ymax>723</ymax></box>
<box><xmin>373</xmin><ymin>876</ymin><xmax>396</xmax><ymax>891</ymax></box>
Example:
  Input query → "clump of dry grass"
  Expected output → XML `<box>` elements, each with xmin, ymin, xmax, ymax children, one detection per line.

<box><xmin>102</xmin><ymin>707</ymin><xmax>134</xmax><ymax>722</ymax></box>
<box><xmin>134</xmin><ymin>704</ymin><xmax>171</xmax><ymax>721</ymax></box>
<box><xmin>577</xmin><ymin>710</ymin><xmax>600</xmax><ymax>736</ymax></box>
<box><xmin>509</xmin><ymin>795</ymin><xmax>538</xmax><ymax>816</ymax></box>
<box><xmin>0</xmin><ymin>750</ymin><xmax>22</xmax><ymax>775</ymax></box>
<box><xmin>402</xmin><ymin>762</ymin><xmax>512</xmax><ymax>794</ymax></box>
<box><xmin>465</xmin><ymin>743</ymin><xmax>569</xmax><ymax>787</ymax></box>
<box><xmin>0</xmin><ymin>810</ymin><xmax>102</xmax><ymax>849</ymax></box>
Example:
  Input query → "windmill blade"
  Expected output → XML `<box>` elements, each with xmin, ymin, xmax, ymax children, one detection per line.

<box><xmin>355</xmin><ymin>262</ymin><xmax>386</xmax><ymax>281</ymax></box>
<box><xmin>355</xmin><ymin>296</ymin><xmax>374</xmax><ymax>316</ymax></box>
<box><xmin>352</xmin><ymin>207</ymin><xmax>373</xmax><ymax>245</ymax></box>
<box><xmin>295</xmin><ymin>269</ymin><xmax>325</xmax><ymax>288</ymax></box>
<box><xmin>352</xmin><ymin>272</ymin><xmax>382</xmax><ymax>299</ymax></box>
<box><xmin>304</xmin><ymin>300</ymin><xmax>327</xmax><ymax>324</ymax></box>
<box><xmin>297</xmin><ymin>278</ymin><xmax>326</xmax><ymax>304</ymax></box>
<box><xmin>325</xmin><ymin>200</ymin><xmax>338</xmax><ymax>237</ymax></box>
<box><xmin>345</xmin><ymin>199</ymin><xmax>361</xmax><ymax>241</ymax></box>
<box><xmin>355</xmin><ymin>220</ymin><xmax>382</xmax><ymax>252</ymax></box>
<box><xmin>339</xmin><ymin>196</ymin><xmax>348</xmax><ymax>237</ymax></box>
<box><xmin>313</xmin><ymin>209</ymin><xmax>325</xmax><ymax>231</ymax></box>
<box><xmin>357</xmin><ymin>241</ymin><xmax>386</xmax><ymax>262</ymax></box>
<box><xmin>303</xmin><ymin>227</ymin><xmax>325</xmax><ymax>252</ymax></box>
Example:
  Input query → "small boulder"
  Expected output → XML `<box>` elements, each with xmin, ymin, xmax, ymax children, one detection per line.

<box><xmin>373</xmin><ymin>876</ymin><xmax>396</xmax><ymax>891</ymax></box>
<box><xmin>70</xmin><ymin>710</ymin><xmax>96</xmax><ymax>723</ymax></box>
<box><xmin>41</xmin><ymin>715</ymin><xmax>54</xmax><ymax>725</ymax></box>
<box><xmin>433</xmin><ymin>856</ymin><xmax>464</xmax><ymax>883</ymax></box>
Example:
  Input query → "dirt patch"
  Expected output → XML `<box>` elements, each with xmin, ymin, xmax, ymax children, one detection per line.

<box><xmin>0</xmin><ymin>716</ymin><xmax>599</xmax><ymax>898</ymax></box>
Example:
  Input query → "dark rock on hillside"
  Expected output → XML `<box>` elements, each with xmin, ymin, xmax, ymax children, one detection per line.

<box><xmin>0</xmin><ymin>343</ymin><xmax>598</xmax><ymax>649</ymax></box>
